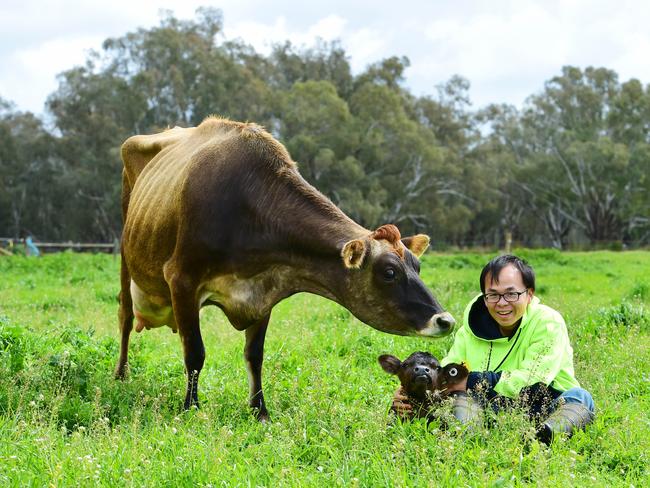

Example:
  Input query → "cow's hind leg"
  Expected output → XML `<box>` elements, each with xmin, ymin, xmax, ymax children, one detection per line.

<box><xmin>115</xmin><ymin>169</ymin><xmax>134</xmax><ymax>380</ymax></box>
<box><xmin>114</xmin><ymin>252</ymin><xmax>134</xmax><ymax>379</ymax></box>
<box><xmin>245</xmin><ymin>314</ymin><xmax>270</xmax><ymax>422</ymax></box>
<box><xmin>168</xmin><ymin>274</ymin><xmax>205</xmax><ymax>410</ymax></box>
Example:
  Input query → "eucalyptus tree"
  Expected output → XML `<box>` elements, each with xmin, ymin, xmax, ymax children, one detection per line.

<box><xmin>0</xmin><ymin>99</ymin><xmax>61</xmax><ymax>239</ymax></box>
<box><xmin>348</xmin><ymin>59</ymin><xmax>457</xmax><ymax>236</ymax></box>
<box><xmin>480</xmin><ymin>67</ymin><xmax>650</xmax><ymax>248</ymax></box>
<box><xmin>523</xmin><ymin>66</ymin><xmax>650</xmax><ymax>246</ymax></box>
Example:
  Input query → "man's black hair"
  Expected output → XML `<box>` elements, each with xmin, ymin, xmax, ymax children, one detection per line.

<box><xmin>480</xmin><ymin>254</ymin><xmax>535</xmax><ymax>293</ymax></box>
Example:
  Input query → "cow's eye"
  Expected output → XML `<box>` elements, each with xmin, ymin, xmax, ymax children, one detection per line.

<box><xmin>383</xmin><ymin>268</ymin><xmax>396</xmax><ymax>281</ymax></box>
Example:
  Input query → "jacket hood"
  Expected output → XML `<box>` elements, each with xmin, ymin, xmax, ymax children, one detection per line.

<box><xmin>465</xmin><ymin>293</ymin><xmax>540</xmax><ymax>341</ymax></box>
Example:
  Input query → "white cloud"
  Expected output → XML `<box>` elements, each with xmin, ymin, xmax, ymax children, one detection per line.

<box><xmin>1</xmin><ymin>36</ymin><xmax>104</xmax><ymax>113</ymax></box>
<box><xmin>225</xmin><ymin>14</ymin><xmax>348</xmax><ymax>54</ymax></box>
<box><xmin>16</xmin><ymin>37</ymin><xmax>102</xmax><ymax>75</ymax></box>
<box><xmin>2</xmin><ymin>0</ymin><xmax>650</xmax><ymax>114</ymax></box>
<box><xmin>405</xmin><ymin>0</ymin><xmax>650</xmax><ymax>106</ymax></box>
<box><xmin>344</xmin><ymin>28</ymin><xmax>387</xmax><ymax>72</ymax></box>
<box><xmin>307</xmin><ymin>14</ymin><xmax>347</xmax><ymax>40</ymax></box>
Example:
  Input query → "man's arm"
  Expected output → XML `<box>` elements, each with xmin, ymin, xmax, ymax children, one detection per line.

<box><xmin>493</xmin><ymin>318</ymin><xmax>570</xmax><ymax>398</ymax></box>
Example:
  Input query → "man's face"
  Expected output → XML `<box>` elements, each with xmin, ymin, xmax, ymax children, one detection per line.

<box><xmin>483</xmin><ymin>264</ymin><xmax>533</xmax><ymax>329</ymax></box>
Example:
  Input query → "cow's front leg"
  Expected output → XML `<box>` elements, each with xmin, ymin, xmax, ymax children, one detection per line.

<box><xmin>169</xmin><ymin>276</ymin><xmax>204</xmax><ymax>410</ymax></box>
<box><xmin>244</xmin><ymin>314</ymin><xmax>270</xmax><ymax>421</ymax></box>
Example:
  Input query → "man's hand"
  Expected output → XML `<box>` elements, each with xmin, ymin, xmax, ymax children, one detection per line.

<box><xmin>392</xmin><ymin>387</ymin><xmax>414</xmax><ymax>419</ymax></box>
<box><xmin>445</xmin><ymin>375</ymin><xmax>468</xmax><ymax>394</ymax></box>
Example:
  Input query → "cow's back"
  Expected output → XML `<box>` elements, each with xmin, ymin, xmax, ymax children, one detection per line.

<box><xmin>121</xmin><ymin>117</ymin><xmax>293</xmax><ymax>291</ymax></box>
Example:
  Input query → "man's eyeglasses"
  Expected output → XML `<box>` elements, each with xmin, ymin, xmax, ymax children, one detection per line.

<box><xmin>483</xmin><ymin>289</ymin><xmax>528</xmax><ymax>303</ymax></box>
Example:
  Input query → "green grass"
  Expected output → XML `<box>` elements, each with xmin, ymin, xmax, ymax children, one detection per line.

<box><xmin>0</xmin><ymin>250</ymin><xmax>648</xmax><ymax>486</ymax></box>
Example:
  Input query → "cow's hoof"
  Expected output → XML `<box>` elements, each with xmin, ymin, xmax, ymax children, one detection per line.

<box><xmin>183</xmin><ymin>401</ymin><xmax>200</xmax><ymax>411</ymax></box>
<box><xmin>252</xmin><ymin>408</ymin><xmax>270</xmax><ymax>423</ymax></box>
<box><xmin>114</xmin><ymin>364</ymin><xmax>129</xmax><ymax>380</ymax></box>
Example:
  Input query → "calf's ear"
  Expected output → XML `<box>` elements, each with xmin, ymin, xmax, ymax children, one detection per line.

<box><xmin>401</xmin><ymin>234</ymin><xmax>430</xmax><ymax>257</ymax></box>
<box><xmin>378</xmin><ymin>354</ymin><xmax>402</xmax><ymax>374</ymax></box>
<box><xmin>341</xmin><ymin>239</ymin><xmax>366</xmax><ymax>269</ymax></box>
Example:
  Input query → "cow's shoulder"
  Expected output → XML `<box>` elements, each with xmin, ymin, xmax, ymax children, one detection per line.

<box><xmin>196</xmin><ymin>117</ymin><xmax>295</xmax><ymax>173</ymax></box>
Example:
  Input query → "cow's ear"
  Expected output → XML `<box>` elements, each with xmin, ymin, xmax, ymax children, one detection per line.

<box><xmin>378</xmin><ymin>354</ymin><xmax>402</xmax><ymax>374</ymax></box>
<box><xmin>341</xmin><ymin>239</ymin><xmax>366</xmax><ymax>269</ymax></box>
<box><xmin>401</xmin><ymin>234</ymin><xmax>430</xmax><ymax>257</ymax></box>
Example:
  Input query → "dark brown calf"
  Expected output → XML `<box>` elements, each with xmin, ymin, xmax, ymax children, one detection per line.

<box><xmin>116</xmin><ymin>117</ymin><xmax>456</xmax><ymax>420</ymax></box>
<box><xmin>379</xmin><ymin>351</ymin><xmax>468</xmax><ymax>419</ymax></box>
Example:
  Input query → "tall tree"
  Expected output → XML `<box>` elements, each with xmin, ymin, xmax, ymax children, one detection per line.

<box><xmin>0</xmin><ymin>99</ymin><xmax>61</xmax><ymax>239</ymax></box>
<box><xmin>524</xmin><ymin>67</ymin><xmax>649</xmax><ymax>245</ymax></box>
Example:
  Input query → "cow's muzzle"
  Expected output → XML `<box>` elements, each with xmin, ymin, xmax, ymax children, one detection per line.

<box><xmin>415</xmin><ymin>312</ymin><xmax>455</xmax><ymax>337</ymax></box>
<box><xmin>413</xmin><ymin>374</ymin><xmax>432</xmax><ymax>384</ymax></box>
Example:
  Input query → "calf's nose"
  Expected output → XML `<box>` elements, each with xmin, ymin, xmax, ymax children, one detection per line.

<box><xmin>414</xmin><ymin>365</ymin><xmax>430</xmax><ymax>375</ymax></box>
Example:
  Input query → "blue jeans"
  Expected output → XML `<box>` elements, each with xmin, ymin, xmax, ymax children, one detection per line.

<box><xmin>556</xmin><ymin>387</ymin><xmax>595</xmax><ymax>413</ymax></box>
<box><xmin>470</xmin><ymin>381</ymin><xmax>595</xmax><ymax>417</ymax></box>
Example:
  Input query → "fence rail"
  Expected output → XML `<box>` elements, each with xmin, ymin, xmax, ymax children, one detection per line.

<box><xmin>0</xmin><ymin>238</ymin><xmax>119</xmax><ymax>255</ymax></box>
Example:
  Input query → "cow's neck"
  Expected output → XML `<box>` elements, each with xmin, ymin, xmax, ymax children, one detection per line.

<box><xmin>251</xmin><ymin>168</ymin><xmax>368</xmax><ymax>255</ymax></box>
<box><xmin>277</xmin><ymin>258</ymin><xmax>345</xmax><ymax>302</ymax></box>
<box><xmin>243</xmin><ymin>169</ymin><xmax>368</xmax><ymax>303</ymax></box>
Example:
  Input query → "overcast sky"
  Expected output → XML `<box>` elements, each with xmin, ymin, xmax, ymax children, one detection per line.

<box><xmin>2</xmin><ymin>0</ymin><xmax>650</xmax><ymax>116</ymax></box>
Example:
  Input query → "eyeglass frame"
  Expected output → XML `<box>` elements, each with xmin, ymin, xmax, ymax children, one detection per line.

<box><xmin>482</xmin><ymin>289</ymin><xmax>529</xmax><ymax>303</ymax></box>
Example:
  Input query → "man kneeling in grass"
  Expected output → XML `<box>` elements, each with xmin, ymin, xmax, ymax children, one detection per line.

<box><xmin>393</xmin><ymin>255</ymin><xmax>595</xmax><ymax>444</ymax></box>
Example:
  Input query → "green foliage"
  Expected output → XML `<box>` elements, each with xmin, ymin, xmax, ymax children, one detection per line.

<box><xmin>0</xmin><ymin>251</ymin><xmax>648</xmax><ymax>485</ymax></box>
<box><xmin>592</xmin><ymin>302</ymin><xmax>649</xmax><ymax>333</ymax></box>
<box><xmin>481</xmin><ymin>66</ymin><xmax>650</xmax><ymax>248</ymax></box>
<box><xmin>0</xmin><ymin>316</ymin><xmax>30</xmax><ymax>375</ymax></box>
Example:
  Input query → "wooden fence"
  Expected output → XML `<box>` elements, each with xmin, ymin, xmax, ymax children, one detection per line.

<box><xmin>0</xmin><ymin>238</ymin><xmax>119</xmax><ymax>255</ymax></box>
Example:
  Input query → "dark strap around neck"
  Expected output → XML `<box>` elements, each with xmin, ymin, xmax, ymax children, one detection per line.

<box><xmin>493</xmin><ymin>326</ymin><xmax>523</xmax><ymax>373</ymax></box>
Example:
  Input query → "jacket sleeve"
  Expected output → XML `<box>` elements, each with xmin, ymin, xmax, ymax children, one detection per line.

<box><xmin>493</xmin><ymin>314</ymin><xmax>571</xmax><ymax>398</ymax></box>
<box><xmin>441</xmin><ymin>323</ymin><xmax>469</xmax><ymax>367</ymax></box>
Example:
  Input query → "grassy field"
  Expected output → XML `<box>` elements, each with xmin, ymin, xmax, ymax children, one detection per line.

<box><xmin>0</xmin><ymin>250</ymin><xmax>648</xmax><ymax>486</ymax></box>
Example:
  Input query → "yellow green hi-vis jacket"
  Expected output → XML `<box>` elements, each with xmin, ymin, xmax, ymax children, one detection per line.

<box><xmin>442</xmin><ymin>294</ymin><xmax>581</xmax><ymax>399</ymax></box>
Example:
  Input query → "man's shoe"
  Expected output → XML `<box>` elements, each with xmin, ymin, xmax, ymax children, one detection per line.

<box><xmin>536</xmin><ymin>402</ymin><xmax>594</xmax><ymax>445</ymax></box>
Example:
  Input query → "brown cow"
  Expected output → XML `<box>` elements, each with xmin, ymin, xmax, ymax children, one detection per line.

<box><xmin>115</xmin><ymin>117</ymin><xmax>455</xmax><ymax>420</ymax></box>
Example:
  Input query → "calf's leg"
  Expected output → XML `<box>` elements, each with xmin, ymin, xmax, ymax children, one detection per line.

<box><xmin>244</xmin><ymin>314</ymin><xmax>270</xmax><ymax>421</ymax></box>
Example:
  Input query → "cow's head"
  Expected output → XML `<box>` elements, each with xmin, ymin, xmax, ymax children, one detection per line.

<box><xmin>339</xmin><ymin>224</ymin><xmax>454</xmax><ymax>337</ymax></box>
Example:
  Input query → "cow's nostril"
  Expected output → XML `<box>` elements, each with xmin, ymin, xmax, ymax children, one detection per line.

<box><xmin>436</xmin><ymin>314</ymin><xmax>455</xmax><ymax>330</ymax></box>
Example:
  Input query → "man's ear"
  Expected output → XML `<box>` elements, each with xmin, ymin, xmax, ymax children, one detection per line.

<box><xmin>525</xmin><ymin>288</ymin><xmax>534</xmax><ymax>303</ymax></box>
<box><xmin>401</xmin><ymin>234</ymin><xmax>430</xmax><ymax>257</ymax></box>
<box><xmin>341</xmin><ymin>239</ymin><xmax>366</xmax><ymax>269</ymax></box>
<box><xmin>378</xmin><ymin>354</ymin><xmax>402</xmax><ymax>375</ymax></box>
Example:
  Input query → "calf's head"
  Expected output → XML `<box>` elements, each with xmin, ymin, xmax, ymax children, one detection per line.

<box><xmin>378</xmin><ymin>351</ymin><xmax>469</xmax><ymax>402</ymax></box>
<box><xmin>340</xmin><ymin>224</ymin><xmax>454</xmax><ymax>337</ymax></box>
